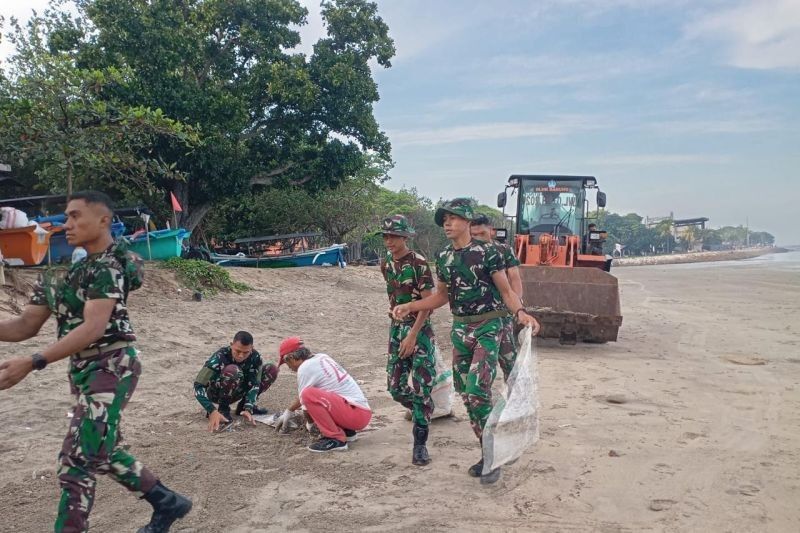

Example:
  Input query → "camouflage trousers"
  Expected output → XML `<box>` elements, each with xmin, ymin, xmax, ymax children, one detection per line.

<box><xmin>387</xmin><ymin>321</ymin><xmax>436</xmax><ymax>426</ymax></box>
<box><xmin>56</xmin><ymin>346</ymin><xmax>157</xmax><ymax>533</ymax></box>
<box><xmin>498</xmin><ymin>315</ymin><xmax>518</xmax><ymax>382</ymax></box>
<box><xmin>451</xmin><ymin>317</ymin><xmax>504</xmax><ymax>440</ymax></box>
<box><xmin>207</xmin><ymin>363</ymin><xmax>278</xmax><ymax>407</ymax></box>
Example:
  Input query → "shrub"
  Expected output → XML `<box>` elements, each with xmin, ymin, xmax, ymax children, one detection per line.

<box><xmin>163</xmin><ymin>257</ymin><xmax>250</xmax><ymax>295</ymax></box>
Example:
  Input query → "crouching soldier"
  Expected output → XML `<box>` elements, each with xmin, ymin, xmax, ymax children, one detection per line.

<box><xmin>194</xmin><ymin>331</ymin><xmax>278</xmax><ymax>432</ymax></box>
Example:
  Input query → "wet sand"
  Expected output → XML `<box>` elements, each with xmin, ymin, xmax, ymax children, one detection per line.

<box><xmin>0</xmin><ymin>253</ymin><xmax>798</xmax><ymax>532</ymax></box>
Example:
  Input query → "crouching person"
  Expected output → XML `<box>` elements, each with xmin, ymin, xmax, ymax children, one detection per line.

<box><xmin>277</xmin><ymin>337</ymin><xmax>371</xmax><ymax>452</ymax></box>
<box><xmin>194</xmin><ymin>331</ymin><xmax>278</xmax><ymax>432</ymax></box>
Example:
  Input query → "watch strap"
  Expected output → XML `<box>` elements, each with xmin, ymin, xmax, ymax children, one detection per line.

<box><xmin>31</xmin><ymin>353</ymin><xmax>48</xmax><ymax>371</ymax></box>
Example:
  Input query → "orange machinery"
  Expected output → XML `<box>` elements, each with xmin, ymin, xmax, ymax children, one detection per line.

<box><xmin>497</xmin><ymin>175</ymin><xmax>622</xmax><ymax>344</ymax></box>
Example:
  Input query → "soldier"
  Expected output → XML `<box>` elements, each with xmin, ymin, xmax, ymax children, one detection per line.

<box><xmin>194</xmin><ymin>331</ymin><xmax>278</xmax><ymax>432</ymax></box>
<box><xmin>379</xmin><ymin>215</ymin><xmax>436</xmax><ymax>466</ymax></box>
<box><xmin>393</xmin><ymin>198</ymin><xmax>540</xmax><ymax>484</ymax></box>
<box><xmin>0</xmin><ymin>191</ymin><xmax>191</xmax><ymax>533</ymax></box>
<box><xmin>470</xmin><ymin>214</ymin><xmax>524</xmax><ymax>382</ymax></box>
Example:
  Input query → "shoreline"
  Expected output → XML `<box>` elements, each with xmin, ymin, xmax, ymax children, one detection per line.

<box><xmin>613</xmin><ymin>246</ymin><xmax>788</xmax><ymax>267</ymax></box>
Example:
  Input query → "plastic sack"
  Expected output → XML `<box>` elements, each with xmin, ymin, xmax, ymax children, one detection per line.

<box><xmin>430</xmin><ymin>345</ymin><xmax>454</xmax><ymax>419</ymax></box>
<box><xmin>0</xmin><ymin>207</ymin><xmax>30</xmax><ymax>229</ymax></box>
<box><xmin>482</xmin><ymin>326</ymin><xmax>540</xmax><ymax>474</ymax></box>
<box><xmin>252</xmin><ymin>410</ymin><xmax>305</xmax><ymax>432</ymax></box>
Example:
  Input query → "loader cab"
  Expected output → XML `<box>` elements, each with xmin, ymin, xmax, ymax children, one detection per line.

<box><xmin>502</xmin><ymin>175</ymin><xmax>601</xmax><ymax>244</ymax></box>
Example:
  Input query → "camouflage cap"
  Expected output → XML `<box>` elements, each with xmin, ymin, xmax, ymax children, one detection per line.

<box><xmin>380</xmin><ymin>214</ymin><xmax>416</xmax><ymax>237</ymax></box>
<box><xmin>434</xmin><ymin>198</ymin><xmax>475</xmax><ymax>227</ymax></box>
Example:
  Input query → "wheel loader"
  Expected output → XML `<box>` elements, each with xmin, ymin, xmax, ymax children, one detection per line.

<box><xmin>497</xmin><ymin>175</ymin><xmax>622</xmax><ymax>344</ymax></box>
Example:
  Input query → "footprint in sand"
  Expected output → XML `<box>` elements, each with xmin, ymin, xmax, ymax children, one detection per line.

<box><xmin>721</xmin><ymin>355</ymin><xmax>767</xmax><ymax>366</ymax></box>
<box><xmin>649</xmin><ymin>499</ymin><xmax>676</xmax><ymax>512</ymax></box>
<box><xmin>727</xmin><ymin>485</ymin><xmax>760</xmax><ymax>497</ymax></box>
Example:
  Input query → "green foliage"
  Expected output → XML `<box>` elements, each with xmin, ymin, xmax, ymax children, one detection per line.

<box><xmin>163</xmin><ymin>257</ymin><xmax>249</xmax><ymax>296</ymax></box>
<box><xmin>48</xmin><ymin>0</ymin><xmax>396</xmax><ymax>230</ymax></box>
<box><xmin>590</xmin><ymin>211</ymin><xmax>775</xmax><ymax>255</ymax></box>
<box><xmin>0</xmin><ymin>12</ymin><xmax>197</xmax><ymax>198</ymax></box>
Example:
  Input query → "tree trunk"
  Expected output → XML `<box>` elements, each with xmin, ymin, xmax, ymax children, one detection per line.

<box><xmin>181</xmin><ymin>203</ymin><xmax>213</xmax><ymax>232</ymax></box>
<box><xmin>66</xmin><ymin>160</ymin><xmax>73</xmax><ymax>196</ymax></box>
<box><xmin>171</xmin><ymin>181</ymin><xmax>212</xmax><ymax>232</ymax></box>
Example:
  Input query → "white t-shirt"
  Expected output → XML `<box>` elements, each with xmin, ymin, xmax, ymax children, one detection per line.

<box><xmin>297</xmin><ymin>353</ymin><xmax>370</xmax><ymax>410</ymax></box>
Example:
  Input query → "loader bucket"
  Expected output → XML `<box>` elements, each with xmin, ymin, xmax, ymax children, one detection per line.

<box><xmin>520</xmin><ymin>266</ymin><xmax>622</xmax><ymax>344</ymax></box>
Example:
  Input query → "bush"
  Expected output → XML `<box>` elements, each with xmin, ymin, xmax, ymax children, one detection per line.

<box><xmin>163</xmin><ymin>257</ymin><xmax>250</xmax><ymax>295</ymax></box>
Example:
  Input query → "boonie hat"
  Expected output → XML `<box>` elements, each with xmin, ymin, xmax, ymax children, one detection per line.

<box><xmin>379</xmin><ymin>214</ymin><xmax>416</xmax><ymax>237</ymax></box>
<box><xmin>434</xmin><ymin>198</ymin><xmax>475</xmax><ymax>227</ymax></box>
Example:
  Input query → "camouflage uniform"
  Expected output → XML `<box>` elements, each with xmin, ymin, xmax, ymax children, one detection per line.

<box><xmin>193</xmin><ymin>347</ymin><xmax>278</xmax><ymax>413</ymax></box>
<box><xmin>30</xmin><ymin>242</ymin><xmax>157</xmax><ymax>533</ymax></box>
<box><xmin>495</xmin><ymin>241</ymin><xmax>521</xmax><ymax>382</ymax></box>
<box><xmin>381</xmin><ymin>226</ymin><xmax>436</xmax><ymax>426</ymax></box>
<box><xmin>435</xmin><ymin>199</ymin><xmax>507</xmax><ymax>439</ymax></box>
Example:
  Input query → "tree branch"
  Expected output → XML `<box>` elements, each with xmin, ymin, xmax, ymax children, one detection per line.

<box><xmin>249</xmin><ymin>163</ymin><xmax>297</xmax><ymax>185</ymax></box>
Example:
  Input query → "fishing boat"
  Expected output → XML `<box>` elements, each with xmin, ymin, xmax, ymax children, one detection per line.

<box><xmin>125</xmin><ymin>228</ymin><xmax>191</xmax><ymax>260</ymax></box>
<box><xmin>213</xmin><ymin>243</ymin><xmax>346</xmax><ymax>268</ymax></box>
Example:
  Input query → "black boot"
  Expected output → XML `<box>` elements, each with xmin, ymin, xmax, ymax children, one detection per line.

<box><xmin>137</xmin><ymin>481</ymin><xmax>193</xmax><ymax>533</ymax></box>
<box><xmin>412</xmin><ymin>424</ymin><xmax>431</xmax><ymax>466</ymax></box>
<box><xmin>480</xmin><ymin>466</ymin><xmax>502</xmax><ymax>484</ymax></box>
<box><xmin>218</xmin><ymin>403</ymin><xmax>232</xmax><ymax>421</ymax></box>
<box><xmin>468</xmin><ymin>457</ymin><xmax>483</xmax><ymax>477</ymax></box>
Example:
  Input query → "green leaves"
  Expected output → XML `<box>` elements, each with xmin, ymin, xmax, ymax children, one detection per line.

<box><xmin>163</xmin><ymin>257</ymin><xmax>250</xmax><ymax>296</ymax></box>
<box><xmin>1</xmin><ymin>0</ymin><xmax>395</xmax><ymax>232</ymax></box>
<box><xmin>0</xmin><ymin>12</ymin><xmax>198</xmax><ymax>197</ymax></box>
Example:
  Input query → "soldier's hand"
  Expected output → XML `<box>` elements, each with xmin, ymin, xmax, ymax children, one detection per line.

<box><xmin>393</xmin><ymin>304</ymin><xmax>411</xmax><ymax>321</ymax></box>
<box><xmin>516</xmin><ymin>311</ymin><xmax>541</xmax><ymax>336</ymax></box>
<box><xmin>398</xmin><ymin>334</ymin><xmax>417</xmax><ymax>359</ymax></box>
<box><xmin>241</xmin><ymin>410</ymin><xmax>255</xmax><ymax>425</ymax></box>
<box><xmin>0</xmin><ymin>357</ymin><xmax>33</xmax><ymax>391</ymax></box>
<box><xmin>207</xmin><ymin>409</ymin><xmax>230</xmax><ymax>433</ymax></box>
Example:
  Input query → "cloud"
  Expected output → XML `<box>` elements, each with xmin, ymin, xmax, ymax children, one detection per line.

<box><xmin>389</xmin><ymin>115</ymin><xmax>606</xmax><ymax>147</ymax></box>
<box><xmin>685</xmin><ymin>0</ymin><xmax>800</xmax><ymax>70</ymax></box>
<box><xmin>478</xmin><ymin>52</ymin><xmax>656</xmax><ymax>88</ymax></box>
<box><xmin>590</xmin><ymin>153</ymin><xmax>731</xmax><ymax>166</ymax></box>
<box><xmin>650</xmin><ymin>117</ymin><xmax>779</xmax><ymax>134</ymax></box>
<box><xmin>430</xmin><ymin>97</ymin><xmax>504</xmax><ymax>113</ymax></box>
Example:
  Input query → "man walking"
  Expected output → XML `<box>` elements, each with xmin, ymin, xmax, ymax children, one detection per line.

<box><xmin>470</xmin><ymin>214</ymin><xmax>524</xmax><ymax>382</ymax></box>
<box><xmin>393</xmin><ymin>198</ymin><xmax>540</xmax><ymax>484</ymax></box>
<box><xmin>379</xmin><ymin>215</ymin><xmax>436</xmax><ymax>466</ymax></box>
<box><xmin>0</xmin><ymin>191</ymin><xmax>191</xmax><ymax>533</ymax></box>
<box><xmin>194</xmin><ymin>331</ymin><xmax>278</xmax><ymax>432</ymax></box>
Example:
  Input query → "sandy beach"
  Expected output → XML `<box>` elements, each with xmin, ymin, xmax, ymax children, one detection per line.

<box><xmin>1</xmin><ymin>251</ymin><xmax>798</xmax><ymax>532</ymax></box>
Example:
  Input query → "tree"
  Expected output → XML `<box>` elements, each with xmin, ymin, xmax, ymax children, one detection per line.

<box><xmin>44</xmin><ymin>0</ymin><xmax>395</xmax><ymax>229</ymax></box>
<box><xmin>748</xmin><ymin>231</ymin><xmax>775</xmax><ymax>246</ymax></box>
<box><xmin>0</xmin><ymin>13</ymin><xmax>195</xmax><ymax>199</ymax></box>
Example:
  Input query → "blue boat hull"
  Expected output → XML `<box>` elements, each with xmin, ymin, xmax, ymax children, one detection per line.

<box><xmin>213</xmin><ymin>244</ymin><xmax>346</xmax><ymax>268</ymax></box>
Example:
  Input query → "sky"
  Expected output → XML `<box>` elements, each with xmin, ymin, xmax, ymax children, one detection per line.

<box><xmin>2</xmin><ymin>0</ymin><xmax>799</xmax><ymax>244</ymax></box>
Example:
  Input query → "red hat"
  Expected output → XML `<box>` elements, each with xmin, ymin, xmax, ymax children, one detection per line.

<box><xmin>278</xmin><ymin>336</ymin><xmax>304</xmax><ymax>365</ymax></box>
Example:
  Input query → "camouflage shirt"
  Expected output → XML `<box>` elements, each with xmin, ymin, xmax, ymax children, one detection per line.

<box><xmin>193</xmin><ymin>347</ymin><xmax>265</xmax><ymax>413</ymax></box>
<box><xmin>495</xmin><ymin>241</ymin><xmax>521</xmax><ymax>269</ymax></box>
<box><xmin>435</xmin><ymin>239</ymin><xmax>505</xmax><ymax>317</ymax></box>
<box><xmin>381</xmin><ymin>250</ymin><xmax>434</xmax><ymax>322</ymax></box>
<box><xmin>30</xmin><ymin>242</ymin><xmax>143</xmax><ymax>349</ymax></box>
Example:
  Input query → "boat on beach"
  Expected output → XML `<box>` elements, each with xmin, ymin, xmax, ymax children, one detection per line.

<box><xmin>212</xmin><ymin>243</ymin><xmax>347</xmax><ymax>268</ymax></box>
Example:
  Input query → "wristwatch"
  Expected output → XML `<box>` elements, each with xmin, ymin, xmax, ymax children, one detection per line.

<box><xmin>31</xmin><ymin>353</ymin><xmax>48</xmax><ymax>371</ymax></box>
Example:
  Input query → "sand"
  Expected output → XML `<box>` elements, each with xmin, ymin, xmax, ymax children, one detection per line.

<box><xmin>0</xmin><ymin>254</ymin><xmax>799</xmax><ymax>532</ymax></box>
